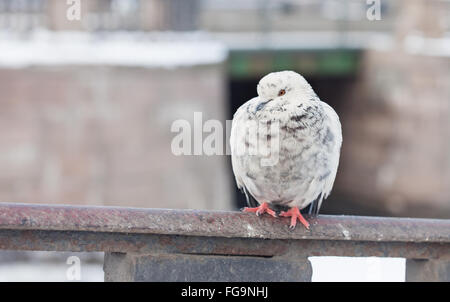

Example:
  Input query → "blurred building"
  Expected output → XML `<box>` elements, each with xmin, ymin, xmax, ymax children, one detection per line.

<box><xmin>0</xmin><ymin>0</ymin><xmax>231</xmax><ymax>210</ymax></box>
<box><xmin>0</xmin><ymin>0</ymin><xmax>199</xmax><ymax>32</ymax></box>
<box><xmin>0</xmin><ymin>0</ymin><xmax>449</xmax><ymax>218</ymax></box>
<box><xmin>335</xmin><ymin>0</ymin><xmax>450</xmax><ymax>218</ymax></box>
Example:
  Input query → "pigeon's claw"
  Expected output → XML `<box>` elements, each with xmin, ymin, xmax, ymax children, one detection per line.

<box><xmin>280</xmin><ymin>207</ymin><xmax>310</xmax><ymax>229</ymax></box>
<box><xmin>242</xmin><ymin>202</ymin><xmax>277</xmax><ymax>218</ymax></box>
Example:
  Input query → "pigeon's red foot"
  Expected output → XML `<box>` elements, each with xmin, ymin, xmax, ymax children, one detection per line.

<box><xmin>280</xmin><ymin>207</ymin><xmax>310</xmax><ymax>229</ymax></box>
<box><xmin>242</xmin><ymin>202</ymin><xmax>277</xmax><ymax>218</ymax></box>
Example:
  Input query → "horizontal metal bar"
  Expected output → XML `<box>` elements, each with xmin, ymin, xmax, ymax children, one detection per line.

<box><xmin>0</xmin><ymin>202</ymin><xmax>449</xmax><ymax>243</ymax></box>
<box><xmin>0</xmin><ymin>229</ymin><xmax>448</xmax><ymax>260</ymax></box>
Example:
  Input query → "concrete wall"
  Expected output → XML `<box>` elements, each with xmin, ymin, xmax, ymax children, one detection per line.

<box><xmin>334</xmin><ymin>49</ymin><xmax>450</xmax><ymax>218</ymax></box>
<box><xmin>0</xmin><ymin>64</ymin><xmax>232</xmax><ymax>210</ymax></box>
<box><xmin>332</xmin><ymin>0</ymin><xmax>450</xmax><ymax>218</ymax></box>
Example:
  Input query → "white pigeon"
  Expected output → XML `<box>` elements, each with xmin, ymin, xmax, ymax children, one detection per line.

<box><xmin>230</xmin><ymin>71</ymin><xmax>342</xmax><ymax>229</ymax></box>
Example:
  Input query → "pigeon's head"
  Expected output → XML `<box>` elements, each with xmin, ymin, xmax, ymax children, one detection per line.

<box><xmin>256</xmin><ymin>71</ymin><xmax>314</xmax><ymax>102</ymax></box>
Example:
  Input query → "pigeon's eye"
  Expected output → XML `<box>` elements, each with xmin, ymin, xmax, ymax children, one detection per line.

<box><xmin>278</xmin><ymin>89</ymin><xmax>286</xmax><ymax>97</ymax></box>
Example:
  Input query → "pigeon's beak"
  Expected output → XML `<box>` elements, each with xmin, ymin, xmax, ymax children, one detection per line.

<box><xmin>255</xmin><ymin>99</ymin><xmax>273</xmax><ymax>113</ymax></box>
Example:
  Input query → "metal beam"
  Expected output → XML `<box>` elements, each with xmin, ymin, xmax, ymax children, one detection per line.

<box><xmin>0</xmin><ymin>203</ymin><xmax>448</xmax><ymax>244</ymax></box>
<box><xmin>1</xmin><ymin>203</ymin><xmax>449</xmax><ymax>281</ymax></box>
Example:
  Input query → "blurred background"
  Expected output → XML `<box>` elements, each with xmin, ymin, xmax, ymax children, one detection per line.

<box><xmin>0</xmin><ymin>0</ymin><xmax>449</xmax><ymax>281</ymax></box>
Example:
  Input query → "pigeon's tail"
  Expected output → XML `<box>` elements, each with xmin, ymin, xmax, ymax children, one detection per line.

<box><xmin>241</xmin><ymin>186</ymin><xmax>259</xmax><ymax>208</ymax></box>
<box><xmin>307</xmin><ymin>193</ymin><xmax>324</xmax><ymax>217</ymax></box>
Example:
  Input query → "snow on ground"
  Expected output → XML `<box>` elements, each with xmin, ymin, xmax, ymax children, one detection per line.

<box><xmin>211</xmin><ymin>30</ymin><xmax>450</xmax><ymax>57</ymax></box>
<box><xmin>310</xmin><ymin>256</ymin><xmax>405</xmax><ymax>282</ymax></box>
<box><xmin>0</xmin><ymin>256</ymin><xmax>405</xmax><ymax>282</ymax></box>
<box><xmin>1</xmin><ymin>30</ymin><xmax>449</xmax><ymax>69</ymax></box>
<box><xmin>402</xmin><ymin>34</ymin><xmax>450</xmax><ymax>57</ymax></box>
<box><xmin>0</xmin><ymin>30</ymin><xmax>228</xmax><ymax>68</ymax></box>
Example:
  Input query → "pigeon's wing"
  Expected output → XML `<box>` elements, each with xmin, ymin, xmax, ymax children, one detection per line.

<box><xmin>288</xmin><ymin>100</ymin><xmax>342</xmax><ymax>215</ymax></box>
<box><xmin>229</xmin><ymin>101</ymin><xmax>247</xmax><ymax>191</ymax></box>
<box><xmin>309</xmin><ymin>101</ymin><xmax>342</xmax><ymax>216</ymax></box>
<box><xmin>230</xmin><ymin>98</ymin><xmax>261</xmax><ymax>208</ymax></box>
<box><xmin>319</xmin><ymin>101</ymin><xmax>342</xmax><ymax>211</ymax></box>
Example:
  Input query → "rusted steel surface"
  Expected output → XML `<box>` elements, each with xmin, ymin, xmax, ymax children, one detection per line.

<box><xmin>2</xmin><ymin>203</ymin><xmax>448</xmax><ymax>282</ymax></box>
<box><xmin>0</xmin><ymin>230</ymin><xmax>449</xmax><ymax>260</ymax></box>
<box><xmin>0</xmin><ymin>202</ymin><xmax>449</xmax><ymax>243</ymax></box>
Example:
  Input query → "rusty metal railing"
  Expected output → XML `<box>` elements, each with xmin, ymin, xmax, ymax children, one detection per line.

<box><xmin>0</xmin><ymin>202</ymin><xmax>449</xmax><ymax>281</ymax></box>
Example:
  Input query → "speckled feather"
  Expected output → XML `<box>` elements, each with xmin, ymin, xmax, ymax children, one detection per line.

<box><xmin>230</xmin><ymin>71</ymin><xmax>342</xmax><ymax>215</ymax></box>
